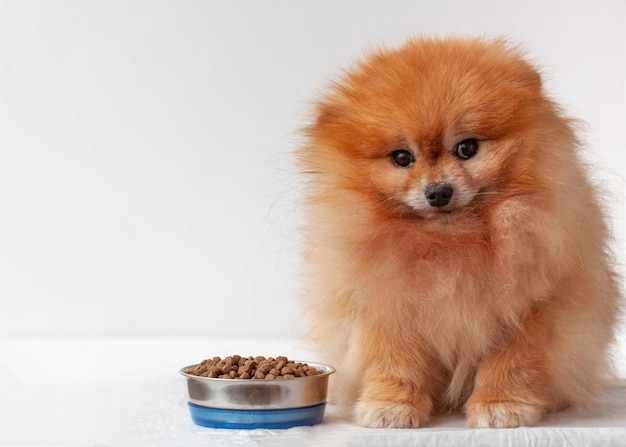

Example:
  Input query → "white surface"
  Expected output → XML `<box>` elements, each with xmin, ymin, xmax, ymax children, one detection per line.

<box><xmin>1</xmin><ymin>337</ymin><xmax>625</xmax><ymax>446</ymax></box>
<box><xmin>0</xmin><ymin>0</ymin><xmax>624</xmax><ymax>341</ymax></box>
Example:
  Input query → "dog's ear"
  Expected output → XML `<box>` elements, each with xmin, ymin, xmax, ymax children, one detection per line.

<box><xmin>512</xmin><ymin>58</ymin><xmax>543</xmax><ymax>93</ymax></box>
<box><xmin>314</xmin><ymin>101</ymin><xmax>342</xmax><ymax>130</ymax></box>
<box><xmin>312</xmin><ymin>93</ymin><xmax>356</xmax><ymax>131</ymax></box>
<box><xmin>305</xmin><ymin>95</ymin><xmax>359</xmax><ymax>149</ymax></box>
<box><xmin>487</xmin><ymin>39</ymin><xmax>543</xmax><ymax>90</ymax></box>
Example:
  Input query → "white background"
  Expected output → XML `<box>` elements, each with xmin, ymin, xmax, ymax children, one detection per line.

<box><xmin>0</xmin><ymin>0</ymin><xmax>624</xmax><ymax>355</ymax></box>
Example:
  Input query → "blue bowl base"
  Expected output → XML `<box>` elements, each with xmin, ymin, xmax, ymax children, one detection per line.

<box><xmin>187</xmin><ymin>402</ymin><xmax>327</xmax><ymax>429</ymax></box>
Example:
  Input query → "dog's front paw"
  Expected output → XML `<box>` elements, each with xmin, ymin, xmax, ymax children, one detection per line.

<box><xmin>355</xmin><ymin>398</ymin><xmax>431</xmax><ymax>428</ymax></box>
<box><xmin>465</xmin><ymin>400</ymin><xmax>544</xmax><ymax>428</ymax></box>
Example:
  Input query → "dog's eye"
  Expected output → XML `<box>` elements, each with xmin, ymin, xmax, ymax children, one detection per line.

<box><xmin>455</xmin><ymin>138</ymin><xmax>479</xmax><ymax>160</ymax></box>
<box><xmin>391</xmin><ymin>149</ymin><xmax>415</xmax><ymax>168</ymax></box>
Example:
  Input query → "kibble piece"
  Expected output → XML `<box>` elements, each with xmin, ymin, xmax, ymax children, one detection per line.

<box><xmin>223</xmin><ymin>357</ymin><xmax>233</xmax><ymax>371</ymax></box>
<box><xmin>257</xmin><ymin>363</ymin><xmax>272</xmax><ymax>374</ymax></box>
<box><xmin>240</xmin><ymin>361</ymin><xmax>256</xmax><ymax>374</ymax></box>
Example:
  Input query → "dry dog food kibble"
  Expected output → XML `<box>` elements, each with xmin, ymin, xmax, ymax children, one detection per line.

<box><xmin>187</xmin><ymin>355</ymin><xmax>323</xmax><ymax>379</ymax></box>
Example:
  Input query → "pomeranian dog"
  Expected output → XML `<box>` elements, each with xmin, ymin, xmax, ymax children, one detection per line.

<box><xmin>298</xmin><ymin>37</ymin><xmax>621</xmax><ymax>428</ymax></box>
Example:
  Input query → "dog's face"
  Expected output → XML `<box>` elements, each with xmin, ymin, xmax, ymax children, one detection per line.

<box><xmin>309</xmin><ymin>39</ymin><xmax>561</xmax><ymax>221</ymax></box>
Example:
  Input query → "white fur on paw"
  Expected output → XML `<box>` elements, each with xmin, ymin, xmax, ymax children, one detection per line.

<box><xmin>466</xmin><ymin>401</ymin><xmax>544</xmax><ymax>428</ymax></box>
<box><xmin>355</xmin><ymin>399</ymin><xmax>428</xmax><ymax>428</ymax></box>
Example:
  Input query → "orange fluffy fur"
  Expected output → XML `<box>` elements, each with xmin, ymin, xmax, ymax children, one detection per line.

<box><xmin>298</xmin><ymin>37</ymin><xmax>621</xmax><ymax>428</ymax></box>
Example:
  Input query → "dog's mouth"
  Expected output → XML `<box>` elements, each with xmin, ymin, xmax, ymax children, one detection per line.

<box><xmin>386</xmin><ymin>191</ymin><xmax>484</xmax><ymax>221</ymax></box>
<box><xmin>421</xmin><ymin>207</ymin><xmax>458</xmax><ymax>220</ymax></box>
<box><xmin>389</xmin><ymin>199</ymin><xmax>459</xmax><ymax>220</ymax></box>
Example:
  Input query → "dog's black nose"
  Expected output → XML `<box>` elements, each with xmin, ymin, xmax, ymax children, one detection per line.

<box><xmin>424</xmin><ymin>184</ymin><xmax>453</xmax><ymax>207</ymax></box>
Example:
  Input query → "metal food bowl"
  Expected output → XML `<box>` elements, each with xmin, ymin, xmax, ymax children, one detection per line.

<box><xmin>180</xmin><ymin>361</ymin><xmax>335</xmax><ymax>429</ymax></box>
